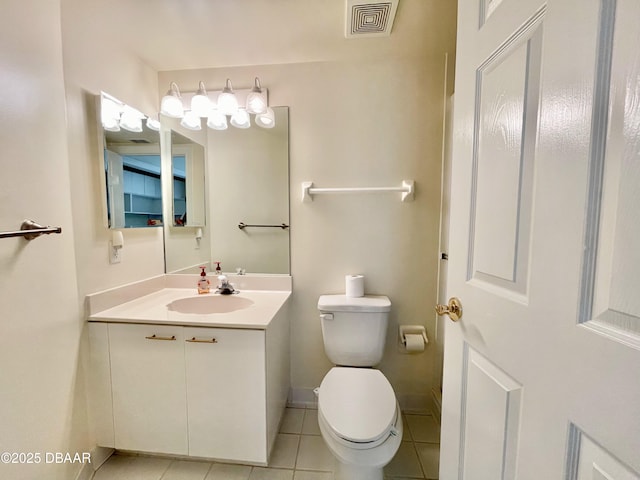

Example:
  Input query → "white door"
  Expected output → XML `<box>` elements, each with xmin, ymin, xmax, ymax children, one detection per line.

<box><xmin>440</xmin><ymin>0</ymin><xmax>640</xmax><ymax>477</ymax></box>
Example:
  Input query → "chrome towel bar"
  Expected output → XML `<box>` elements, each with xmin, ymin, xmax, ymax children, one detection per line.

<box><xmin>238</xmin><ymin>222</ymin><xmax>289</xmax><ymax>230</ymax></box>
<box><xmin>0</xmin><ymin>219</ymin><xmax>62</xmax><ymax>240</ymax></box>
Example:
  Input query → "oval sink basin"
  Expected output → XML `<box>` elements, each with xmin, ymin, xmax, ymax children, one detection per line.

<box><xmin>167</xmin><ymin>295</ymin><xmax>254</xmax><ymax>314</ymax></box>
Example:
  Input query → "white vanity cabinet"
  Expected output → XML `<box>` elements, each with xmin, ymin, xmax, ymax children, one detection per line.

<box><xmin>108</xmin><ymin>324</ymin><xmax>188</xmax><ymax>455</ymax></box>
<box><xmin>88</xmin><ymin>304</ymin><xmax>288</xmax><ymax>465</ymax></box>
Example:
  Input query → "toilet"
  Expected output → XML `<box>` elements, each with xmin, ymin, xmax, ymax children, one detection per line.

<box><xmin>316</xmin><ymin>294</ymin><xmax>402</xmax><ymax>480</ymax></box>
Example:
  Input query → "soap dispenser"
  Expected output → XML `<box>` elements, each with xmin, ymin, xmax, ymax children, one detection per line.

<box><xmin>197</xmin><ymin>266</ymin><xmax>210</xmax><ymax>294</ymax></box>
<box><xmin>214</xmin><ymin>261</ymin><xmax>222</xmax><ymax>275</ymax></box>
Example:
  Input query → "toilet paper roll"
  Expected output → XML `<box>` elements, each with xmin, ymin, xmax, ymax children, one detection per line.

<box><xmin>404</xmin><ymin>334</ymin><xmax>425</xmax><ymax>353</ymax></box>
<box><xmin>345</xmin><ymin>274</ymin><xmax>364</xmax><ymax>297</ymax></box>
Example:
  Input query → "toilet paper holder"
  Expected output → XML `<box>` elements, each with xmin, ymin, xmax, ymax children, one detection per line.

<box><xmin>398</xmin><ymin>325</ymin><xmax>428</xmax><ymax>351</ymax></box>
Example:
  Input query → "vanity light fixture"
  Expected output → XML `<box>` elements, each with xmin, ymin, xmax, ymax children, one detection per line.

<box><xmin>230</xmin><ymin>108</ymin><xmax>251</xmax><ymax>129</ymax></box>
<box><xmin>217</xmin><ymin>79</ymin><xmax>239</xmax><ymax>116</ymax></box>
<box><xmin>157</xmin><ymin>78</ymin><xmax>274</xmax><ymax>129</ymax></box>
<box><xmin>119</xmin><ymin>105</ymin><xmax>145</xmax><ymax>133</ymax></box>
<box><xmin>207</xmin><ymin>109</ymin><xmax>228</xmax><ymax>130</ymax></box>
<box><xmin>191</xmin><ymin>81</ymin><xmax>211</xmax><ymax>117</ymax></box>
<box><xmin>255</xmin><ymin>107</ymin><xmax>276</xmax><ymax>129</ymax></box>
<box><xmin>160</xmin><ymin>82</ymin><xmax>185</xmax><ymax>118</ymax></box>
<box><xmin>246</xmin><ymin>77</ymin><xmax>267</xmax><ymax>114</ymax></box>
<box><xmin>180</xmin><ymin>110</ymin><xmax>202</xmax><ymax>131</ymax></box>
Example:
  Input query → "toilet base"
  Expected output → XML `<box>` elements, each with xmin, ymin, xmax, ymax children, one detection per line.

<box><xmin>335</xmin><ymin>462</ymin><xmax>383</xmax><ymax>480</ymax></box>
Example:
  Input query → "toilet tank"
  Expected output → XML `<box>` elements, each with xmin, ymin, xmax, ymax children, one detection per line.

<box><xmin>318</xmin><ymin>295</ymin><xmax>391</xmax><ymax>367</ymax></box>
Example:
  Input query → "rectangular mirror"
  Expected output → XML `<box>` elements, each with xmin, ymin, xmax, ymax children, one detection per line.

<box><xmin>161</xmin><ymin>106</ymin><xmax>290</xmax><ymax>275</ymax></box>
<box><xmin>99</xmin><ymin>92</ymin><xmax>162</xmax><ymax>229</ymax></box>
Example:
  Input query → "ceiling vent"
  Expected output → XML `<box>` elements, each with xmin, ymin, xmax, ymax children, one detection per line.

<box><xmin>345</xmin><ymin>0</ymin><xmax>399</xmax><ymax>38</ymax></box>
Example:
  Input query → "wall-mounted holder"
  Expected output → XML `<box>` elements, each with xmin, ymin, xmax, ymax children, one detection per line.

<box><xmin>301</xmin><ymin>180</ymin><xmax>414</xmax><ymax>203</ymax></box>
<box><xmin>110</xmin><ymin>230</ymin><xmax>124</xmax><ymax>264</ymax></box>
<box><xmin>398</xmin><ymin>325</ymin><xmax>428</xmax><ymax>353</ymax></box>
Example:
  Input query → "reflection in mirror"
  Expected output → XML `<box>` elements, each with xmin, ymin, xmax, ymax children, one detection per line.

<box><xmin>100</xmin><ymin>93</ymin><xmax>162</xmax><ymax>228</ymax></box>
<box><xmin>171</xmin><ymin>131</ymin><xmax>206</xmax><ymax>227</ymax></box>
<box><xmin>161</xmin><ymin>106</ymin><xmax>289</xmax><ymax>275</ymax></box>
<box><xmin>209</xmin><ymin>106</ymin><xmax>290</xmax><ymax>274</ymax></box>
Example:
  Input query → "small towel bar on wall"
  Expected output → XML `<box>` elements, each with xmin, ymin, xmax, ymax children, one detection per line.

<box><xmin>301</xmin><ymin>180</ymin><xmax>414</xmax><ymax>203</ymax></box>
<box><xmin>238</xmin><ymin>222</ymin><xmax>289</xmax><ymax>230</ymax></box>
<box><xmin>0</xmin><ymin>219</ymin><xmax>62</xmax><ymax>240</ymax></box>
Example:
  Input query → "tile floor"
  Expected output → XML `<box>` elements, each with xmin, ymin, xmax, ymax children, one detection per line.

<box><xmin>92</xmin><ymin>407</ymin><xmax>440</xmax><ymax>480</ymax></box>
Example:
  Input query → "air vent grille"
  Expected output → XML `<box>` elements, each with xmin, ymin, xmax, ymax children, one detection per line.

<box><xmin>346</xmin><ymin>0</ymin><xmax>399</xmax><ymax>38</ymax></box>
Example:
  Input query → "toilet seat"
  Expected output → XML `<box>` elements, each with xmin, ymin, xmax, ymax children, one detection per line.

<box><xmin>318</xmin><ymin>367</ymin><xmax>398</xmax><ymax>450</ymax></box>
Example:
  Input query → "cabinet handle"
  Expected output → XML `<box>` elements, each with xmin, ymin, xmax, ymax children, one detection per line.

<box><xmin>186</xmin><ymin>337</ymin><xmax>218</xmax><ymax>344</ymax></box>
<box><xmin>145</xmin><ymin>334</ymin><xmax>177</xmax><ymax>341</ymax></box>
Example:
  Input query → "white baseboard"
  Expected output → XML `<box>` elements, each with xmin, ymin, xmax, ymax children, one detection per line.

<box><xmin>288</xmin><ymin>387</ymin><xmax>318</xmax><ymax>409</ymax></box>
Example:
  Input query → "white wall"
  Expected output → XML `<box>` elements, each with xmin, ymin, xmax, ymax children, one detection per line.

<box><xmin>0</xmin><ymin>1</ymin><xmax>91</xmax><ymax>479</ymax></box>
<box><xmin>160</xmin><ymin>52</ymin><xmax>454</xmax><ymax>409</ymax></box>
<box><xmin>61</xmin><ymin>0</ymin><xmax>164</xmax><ymax>297</ymax></box>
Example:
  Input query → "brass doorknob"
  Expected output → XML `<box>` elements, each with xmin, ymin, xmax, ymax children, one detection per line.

<box><xmin>435</xmin><ymin>297</ymin><xmax>462</xmax><ymax>321</ymax></box>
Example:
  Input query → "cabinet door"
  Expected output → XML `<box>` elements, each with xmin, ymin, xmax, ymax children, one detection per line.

<box><xmin>108</xmin><ymin>324</ymin><xmax>188</xmax><ymax>455</ymax></box>
<box><xmin>184</xmin><ymin>327</ymin><xmax>267</xmax><ymax>462</ymax></box>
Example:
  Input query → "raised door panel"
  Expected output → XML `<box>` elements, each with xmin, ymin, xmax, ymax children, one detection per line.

<box><xmin>185</xmin><ymin>327</ymin><xmax>267</xmax><ymax>462</ymax></box>
<box><xmin>108</xmin><ymin>323</ymin><xmax>188</xmax><ymax>454</ymax></box>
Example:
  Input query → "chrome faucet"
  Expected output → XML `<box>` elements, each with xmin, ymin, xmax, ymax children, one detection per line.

<box><xmin>215</xmin><ymin>275</ymin><xmax>237</xmax><ymax>295</ymax></box>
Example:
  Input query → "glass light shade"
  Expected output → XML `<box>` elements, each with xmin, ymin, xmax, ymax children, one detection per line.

<box><xmin>191</xmin><ymin>81</ymin><xmax>211</xmax><ymax>117</ymax></box>
<box><xmin>207</xmin><ymin>109</ymin><xmax>228</xmax><ymax>130</ymax></box>
<box><xmin>161</xmin><ymin>94</ymin><xmax>184</xmax><ymax>118</ymax></box>
<box><xmin>181</xmin><ymin>111</ymin><xmax>202</xmax><ymax>131</ymax></box>
<box><xmin>101</xmin><ymin>97</ymin><xmax>121</xmax><ymax>131</ymax></box>
<box><xmin>102</xmin><ymin>117</ymin><xmax>120</xmax><ymax>132</ymax></box>
<box><xmin>230</xmin><ymin>108</ymin><xmax>251</xmax><ymax>129</ymax></box>
<box><xmin>217</xmin><ymin>79</ymin><xmax>238</xmax><ymax>116</ymax></box>
<box><xmin>160</xmin><ymin>83</ymin><xmax>184</xmax><ymax>118</ymax></box>
<box><xmin>217</xmin><ymin>91</ymin><xmax>238</xmax><ymax>116</ymax></box>
<box><xmin>246</xmin><ymin>91</ymin><xmax>267</xmax><ymax>114</ymax></box>
<box><xmin>146</xmin><ymin>117</ymin><xmax>161</xmax><ymax>131</ymax></box>
<box><xmin>119</xmin><ymin>106</ymin><xmax>144</xmax><ymax>133</ymax></box>
<box><xmin>255</xmin><ymin>107</ymin><xmax>275</xmax><ymax>129</ymax></box>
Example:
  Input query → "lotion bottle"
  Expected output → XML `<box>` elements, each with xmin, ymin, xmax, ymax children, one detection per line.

<box><xmin>197</xmin><ymin>266</ymin><xmax>210</xmax><ymax>294</ymax></box>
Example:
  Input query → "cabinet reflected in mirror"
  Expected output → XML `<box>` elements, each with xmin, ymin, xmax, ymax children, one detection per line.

<box><xmin>100</xmin><ymin>93</ymin><xmax>162</xmax><ymax>229</ymax></box>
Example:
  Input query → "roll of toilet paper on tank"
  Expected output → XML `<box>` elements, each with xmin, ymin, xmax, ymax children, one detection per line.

<box><xmin>404</xmin><ymin>334</ymin><xmax>425</xmax><ymax>353</ymax></box>
<box><xmin>345</xmin><ymin>274</ymin><xmax>364</xmax><ymax>297</ymax></box>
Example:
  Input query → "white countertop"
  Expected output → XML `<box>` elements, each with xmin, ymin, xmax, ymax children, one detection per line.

<box><xmin>88</xmin><ymin>288</ymin><xmax>290</xmax><ymax>329</ymax></box>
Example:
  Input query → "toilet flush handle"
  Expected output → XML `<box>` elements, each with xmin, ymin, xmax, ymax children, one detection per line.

<box><xmin>320</xmin><ymin>313</ymin><xmax>334</xmax><ymax>321</ymax></box>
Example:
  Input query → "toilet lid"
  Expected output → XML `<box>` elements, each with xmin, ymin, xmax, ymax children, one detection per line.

<box><xmin>318</xmin><ymin>367</ymin><xmax>397</xmax><ymax>444</ymax></box>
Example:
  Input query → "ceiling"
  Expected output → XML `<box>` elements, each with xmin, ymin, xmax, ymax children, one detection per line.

<box><xmin>68</xmin><ymin>0</ymin><xmax>454</xmax><ymax>72</ymax></box>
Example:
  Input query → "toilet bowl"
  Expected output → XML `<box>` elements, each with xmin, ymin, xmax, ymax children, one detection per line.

<box><xmin>317</xmin><ymin>294</ymin><xmax>402</xmax><ymax>479</ymax></box>
<box><xmin>317</xmin><ymin>368</ymin><xmax>403</xmax><ymax>480</ymax></box>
